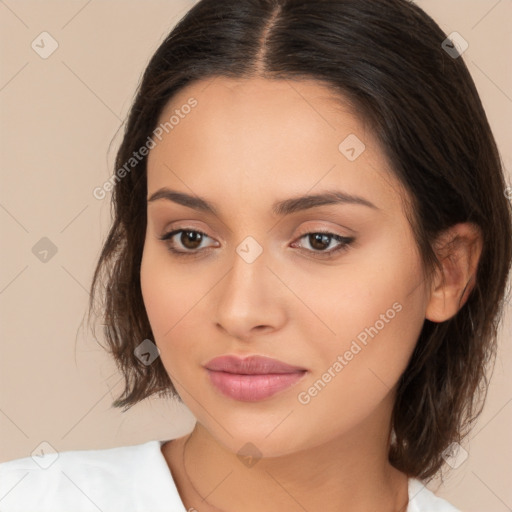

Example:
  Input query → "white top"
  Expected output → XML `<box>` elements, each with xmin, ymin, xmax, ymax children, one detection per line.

<box><xmin>0</xmin><ymin>439</ymin><xmax>460</xmax><ymax>511</ymax></box>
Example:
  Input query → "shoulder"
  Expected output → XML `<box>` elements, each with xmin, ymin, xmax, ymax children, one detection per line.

<box><xmin>408</xmin><ymin>478</ymin><xmax>461</xmax><ymax>512</ymax></box>
<box><xmin>0</xmin><ymin>439</ymin><xmax>185</xmax><ymax>512</ymax></box>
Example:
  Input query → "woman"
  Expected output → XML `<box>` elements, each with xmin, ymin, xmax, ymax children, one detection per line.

<box><xmin>1</xmin><ymin>0</ymin><xmax>510</xmax><ymax>511</ymax></box>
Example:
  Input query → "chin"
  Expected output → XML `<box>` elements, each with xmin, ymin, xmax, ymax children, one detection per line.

<box><xmin>199</xmin><ymin>417</ymin><xmax>317</xmax><ymax>460</ymax></box>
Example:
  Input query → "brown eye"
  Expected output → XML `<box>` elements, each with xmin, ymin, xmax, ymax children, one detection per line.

<box><xmin>309</xmin><ymin>233</ymin><xmax>332</xmax><ymax>251</ymax></box>
<box><xmin>180</xmin><ymin>230</ymin><xmax>204</xmax><ymax>250</ymax></box>
<box><xmin>291</xmin><ymin>231</ymin><xmax>355</xmax><ymax>259</ymax></box>
<box><xmin>159</xmin><ymin>228</ymin><xmax>217</xmax><ymax>256</ymax></box>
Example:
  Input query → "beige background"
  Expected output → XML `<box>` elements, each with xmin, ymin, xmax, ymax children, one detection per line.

<box><xmin>0</xmin><ymin>1</ymin><xmax>511</xmax><ymax>510</ymax></box>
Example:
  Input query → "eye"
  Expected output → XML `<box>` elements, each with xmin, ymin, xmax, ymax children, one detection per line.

<box><xmin>159</xmin><ymin>228</ymin><xmax>218</xmax><ymax>256</ymax></box>
<box><xmin>159</xmin><ymin>228</ymin><xmax>355</xmax><ymax>259</ymax></box>
<box><xmin>291</xmin><ymin>231</ymin><xmax>355</xmax><ymax>258</ymax></box>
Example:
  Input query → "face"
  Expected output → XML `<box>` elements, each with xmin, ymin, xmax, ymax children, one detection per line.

<box><xmin>141</xmin><ymin>77</ymin><xmax>430</xmax><ymax>457</ymax></box>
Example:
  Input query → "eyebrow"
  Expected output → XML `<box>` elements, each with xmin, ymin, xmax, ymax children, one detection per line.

<box><xmin>147</xmin><ymin>188</ymin><xmax>379</xmax><ymax>216</ymax></box>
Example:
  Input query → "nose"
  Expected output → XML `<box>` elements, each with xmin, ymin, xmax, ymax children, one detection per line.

<box><xmin>213</xmin><ymin>242</ymin><xmax>287</xmax><ymax>342</ymax></box>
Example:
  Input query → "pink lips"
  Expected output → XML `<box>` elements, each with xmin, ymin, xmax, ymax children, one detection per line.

<box><xmin>204</xmin><ymin>355</ymin><xmax>307</xmax><ymax>402</ymax></box>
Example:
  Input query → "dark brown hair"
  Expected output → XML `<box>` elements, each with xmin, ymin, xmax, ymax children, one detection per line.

<box><xmin>88</xmin><ymin>0</ymin><xmax>512</xmax><ymax>481</ymax></box>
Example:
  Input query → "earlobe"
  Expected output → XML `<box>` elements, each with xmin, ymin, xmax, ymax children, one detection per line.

<box><xmin>425</xmin><ymin>223</ymin><xmax>483</xmax><ymax>323</ymax></box>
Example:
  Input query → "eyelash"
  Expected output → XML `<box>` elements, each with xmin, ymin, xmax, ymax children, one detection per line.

<box><xmin>159</xmin><ymin>228</ymin><xmax>355</xmax><ymax>260</ymax></box>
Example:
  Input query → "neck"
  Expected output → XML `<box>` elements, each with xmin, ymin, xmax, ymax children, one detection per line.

<box><xmin>164</xmin><ymin>396</ymin><xmax>410</xmax><ymax>512</ymax></box>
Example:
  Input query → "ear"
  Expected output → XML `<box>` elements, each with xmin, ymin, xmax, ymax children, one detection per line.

<box><xmin>425</xmin><ymin>222</ymin><xmax>483</xmax><ymax>323</ymax></box>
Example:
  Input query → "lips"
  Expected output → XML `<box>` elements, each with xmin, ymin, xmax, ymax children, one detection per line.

<box><xmin>205</xmin><ymin>355</ymin><xmax>306</xmax><ymax>374</ymax></box>
<box><xmin>204</xmin><ymin>355</ymin><xmax>308</xmax><ymax>402</ymax></box>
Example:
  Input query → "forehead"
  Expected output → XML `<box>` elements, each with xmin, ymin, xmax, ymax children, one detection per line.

<box><xmin>147</xmin><ymin>76</ymin><xmax>407</xmax><ymax>216</ymax></box>
<box><xmin>157</xmin><ymin>76</ymin><xmax>356</xmax><ymax>142</ymax></box>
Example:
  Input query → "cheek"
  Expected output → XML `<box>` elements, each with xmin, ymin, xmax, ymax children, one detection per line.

<box><xmin>140</xmin><ymin>241</ymin><xmax>218</xmax><ymax>368</ymax></box>
<box><xmin>291</xmin><ymin>242</ymin><xmax>423</xmax><ymax>346</ymax></box>
<box><xmin>291</xmin><ymin>300</ymin><xmax>423</xmax><ymax>442</ymax></box>
<box><xmin>294</xmin><ymin>234</ymin><xmax>425</xmax><ymax>386</ymax></box>
<box><xmin>140</xmin><ymin>243</ymin><xmax>192</xmax><ymax>342</ymax></box>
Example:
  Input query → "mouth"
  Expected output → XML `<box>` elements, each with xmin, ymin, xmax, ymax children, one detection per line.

<box><xmin>204</xmin><ymin>355</ymin><xmax>308</xmax><ymax>402</ymax></box>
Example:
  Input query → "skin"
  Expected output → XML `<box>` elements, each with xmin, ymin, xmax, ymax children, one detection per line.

<box><xmin>140</xmin><ymin>77</ymin><xmax>483</xmax><ymax>512</ymax></box>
